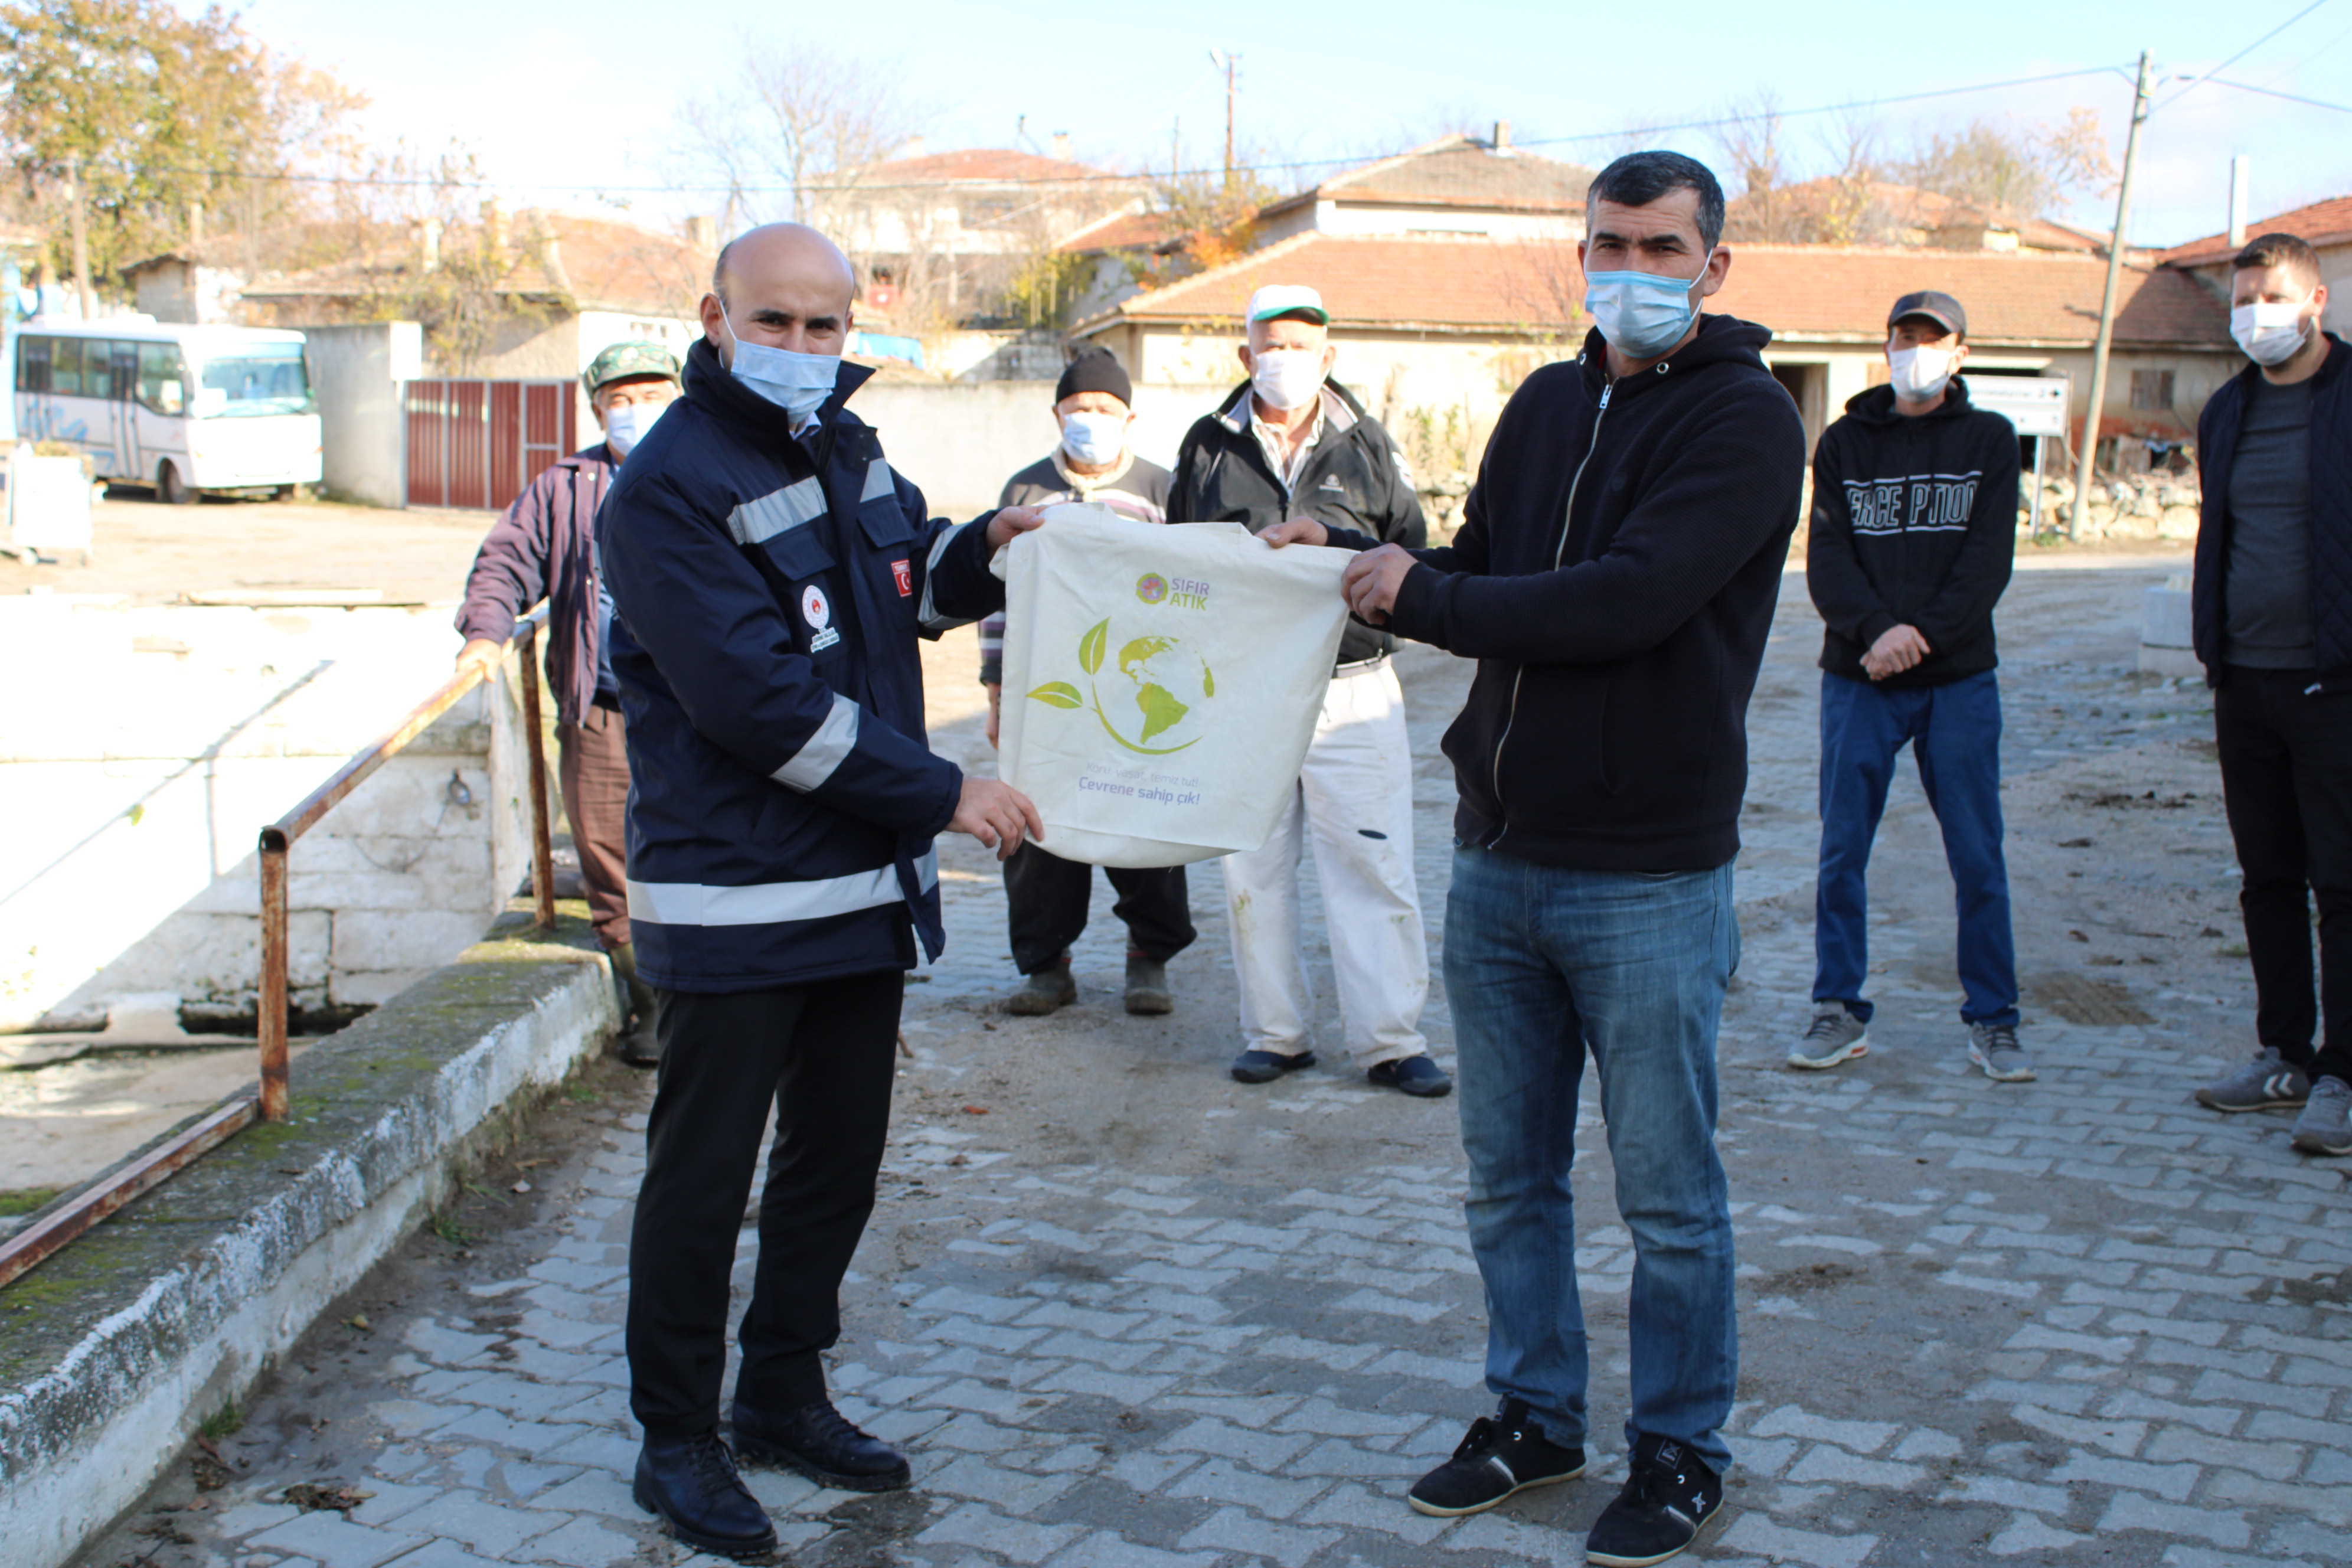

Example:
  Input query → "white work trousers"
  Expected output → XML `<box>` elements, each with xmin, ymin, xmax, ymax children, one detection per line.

<box><xmin>1217</xmin><ymin>660</ymin><xmax>1430</xmax><ymax>1066</ymax></box>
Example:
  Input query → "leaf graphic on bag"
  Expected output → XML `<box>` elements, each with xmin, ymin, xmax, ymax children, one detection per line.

<box><xmin>1078</xmin><ymin>618</ymin><xmax>1109</xmax><ymax>675</ymax></box>
<box><xmin>1202</xmin><ymin>663</ymin><xmax>1215</xmax><ymax>697</ymax></box>
<box><xmin>1027</xmin><ymin>681</ymin><xmax>1083</xmax><ymax>709</ymax></box>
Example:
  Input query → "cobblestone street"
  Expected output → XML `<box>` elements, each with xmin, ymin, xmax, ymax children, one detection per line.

<box><xmin>71</xmin><ymin>557</ymin><xmax>2352</xmax><ymax>1568</ymax></box>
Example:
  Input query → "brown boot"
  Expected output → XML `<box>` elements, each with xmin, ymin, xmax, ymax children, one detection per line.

<box><xmin>609</xmin><ymin>942</ymin><xmax>661</xmax><ymax>1067</ymax></box>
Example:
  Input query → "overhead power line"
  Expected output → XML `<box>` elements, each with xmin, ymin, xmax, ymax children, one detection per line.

<box><xmin>2206</xmin><ymin>74</ymin><xmax>2352</xmax><ymax>113</ymax></box>
<box><xmin>60</xmin><ymin>62</ymin><xmax>2140</xmax><ymax>201</ymax></box>
<box><xmin>2152</xmin><ymin>0</ymin><xmax>2337</xmax><ymax>112</ymax></box>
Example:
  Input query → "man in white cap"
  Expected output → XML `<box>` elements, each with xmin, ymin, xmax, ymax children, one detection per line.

<box><xmin>1168</xmin><ymin>285</ymin><xmax>1446</xmax><ymax>1096</ymax></box>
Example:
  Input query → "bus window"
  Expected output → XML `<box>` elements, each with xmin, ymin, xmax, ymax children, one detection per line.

<box><xmin>51</xmin><ymin>336</ymin><xmax>82</xmax><ymax>397</ymax></box>
<box><xmin>194</xmin><ymin>342</ymin><xmax>312</xmax><ymax>417</ymax></box>
<box><xmin>18</xmin><ymin>335</ymin><xmax>50</xmax><ymax>393</ymax></box>
<box><xmin>81</xmin><ymin>341</ymin><xmax>115</xmax><ymax>400</ymax></box>
<box><xmin>136</xmin><ymin>341</ymin><xmax>187</xmax><ymax>415</ymax></box>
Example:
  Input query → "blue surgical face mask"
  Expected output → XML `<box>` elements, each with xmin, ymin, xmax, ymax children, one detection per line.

<box><xmin>602</xmin><ymin>399</ymin><xmax>667</xmax><ymax>459</ymax></box>
<box><xmin>718</xmin><ymin>299</ymin><xmax>841</xmax><ymax>423</ymax></box>
<box><xmin>1060</xmin><ymin>410</ymin><xmax>1126</xmax><ymax>466</ymax></box>
<box><xmin>1582</xmin><ymin>252</ymin><xmax>1714</xmax><ymax>361</ymax></box>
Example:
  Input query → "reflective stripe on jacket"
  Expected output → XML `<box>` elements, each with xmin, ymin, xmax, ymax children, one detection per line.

<box><xmin>598</xmin><ymin>337</ymin><xmax>1005</xmax><ymax>992</ymax></box>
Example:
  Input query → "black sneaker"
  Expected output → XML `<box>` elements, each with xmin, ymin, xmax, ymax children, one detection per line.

<box><xmin>1585</xmin><ymin>1432</ymin><xmax>1724</xmax><ymax>1567</ymax></box>
<box><xmin>1407</xmin><ymin>1397</ymin><xmax>1585</xmax><ymax>1517</ymax></box>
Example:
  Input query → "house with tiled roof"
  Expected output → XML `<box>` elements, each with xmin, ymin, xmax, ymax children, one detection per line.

<box><xmin>809</xmin><ymin>138</ymin><xmax>1150</xmax><ymax>325</ymax></box>
<box><xmin>2156</xmin><ymin>194</ymin><xmax>2352</xmax><ymax>338</ymax></box>
<box><xmin>1069</xmin><ymin>228</ymin><xmax>2238</xmax><ymax>463</ymax></box>
<box><xmin>1255</xmin><ymin>128</ymin><xmax>1592</xmax><ymax>243</ymax></box>
<box><xmin>1724</xmin><ymin>177</ymin><xmax>2109</xmax><ymax>256</ymax></box>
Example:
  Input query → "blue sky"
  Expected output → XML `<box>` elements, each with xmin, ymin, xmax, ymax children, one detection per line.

<box><xmin>246</xmin><ymin>0</ymin><xmax>2352</xmax><ymax>246</ymax></box>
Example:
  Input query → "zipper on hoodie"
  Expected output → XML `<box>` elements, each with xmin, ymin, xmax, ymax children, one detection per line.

<box><xmin>1486</xmin><ymin>377</ymin><xmax>1612</xmax><ymax>845</ymax></box>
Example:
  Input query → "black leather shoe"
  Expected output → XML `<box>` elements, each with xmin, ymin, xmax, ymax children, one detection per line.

<box><xmin>732</xmin><ymin>1398</ymin><xmax>912</xmax><ymax>1492</ymax></box>
<box><xmin>632</xmin><ymin>1431</ymin><xmax>777</xmax><ymax>1558</ymax></box>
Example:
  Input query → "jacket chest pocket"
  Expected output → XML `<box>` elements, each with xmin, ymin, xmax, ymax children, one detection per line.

<box><xmin>731</xmin><ymin>478</ymin><xmax>846</xmax><ymax>657</ymax></box>
<box><xmin>854</xmin><ymin>458</ymin><xmax>921</xmax><ymax>625</ymax></box>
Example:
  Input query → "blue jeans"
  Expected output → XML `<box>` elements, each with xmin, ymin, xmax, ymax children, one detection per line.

<box><xmin>1814</xmin><ymin>670</ymin><xmax>2018</xmax><ymax>1027</ymax></box>
<box><xmin>1446</xmin><ymin>844</ymin><xmax>1740</xmax><ymax>1471</ymax></box>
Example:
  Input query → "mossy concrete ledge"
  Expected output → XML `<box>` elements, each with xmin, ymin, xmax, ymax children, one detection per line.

<box><xmin>0</xmin><ymin>914</ymin><xmax>619</xmax><ymax>1568</ymax></box>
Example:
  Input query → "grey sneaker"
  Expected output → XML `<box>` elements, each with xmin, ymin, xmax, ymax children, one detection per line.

<box><xmin>2194</xmin><ymin>1047</ymin><xmax>2311</xmax><ymax>1113</ymax></box>
<box><xmin>1787</xmin><ymin>1004</ymin><xmax>1868</xmax><ymax>1071</ymax></box>
<box><xmin>2290</xmin><ymin>1076</ymin><xmax>2352</xmax><ymax>1156</ymax></box>
<box><xmin>1967</xmin><ymin>1022</ymin><xmax>2036</xmax><ymax>1082</ymax></box>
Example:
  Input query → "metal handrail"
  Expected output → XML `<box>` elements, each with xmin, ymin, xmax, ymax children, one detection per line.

<box><xmin>0</xmin><ymin>607</ymin><xmax>558</xmax><ymax>1289</ymax></box>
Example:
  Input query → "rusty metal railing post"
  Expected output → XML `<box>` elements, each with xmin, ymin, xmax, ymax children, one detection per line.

<box><xmin>517</xmin><ymin>626</ymin><xmax>557</xmax><ymax>931</ymax></box>
<box><xmin>257</xmin><ymin>829</ymin><xmax>291</xmax><ymax>1121</ymax></box>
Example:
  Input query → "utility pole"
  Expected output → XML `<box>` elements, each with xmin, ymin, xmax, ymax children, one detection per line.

<box><xmin>66</xmin><ymin>153</ymin><xmax>93</xmax><ymax>319</ymax></box>
<box><xmin>2072</xmin><ymin>50</ymin><xmax>2152</xmax><ymax>541</ymax></box>
<box><xmin>1207</xmin><ymin>50</ymin><xmax>1239</xmax><ymax>189</ymax></box>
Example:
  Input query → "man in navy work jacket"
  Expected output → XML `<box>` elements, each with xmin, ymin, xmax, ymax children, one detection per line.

<box><xmin>2188</xmin><ymin>230</ymin><xmax>2352</xmax><ymax>1159</ymax></box>
<box><xmin>1286</xmin><ymin>151</ymin><xmax>1804</xmax><ymax>1567</ymax></box>
<box><xmin>597</xmin><ymin>223</ymin><xmax>1044</xmax><ymax>1558</ymax></box>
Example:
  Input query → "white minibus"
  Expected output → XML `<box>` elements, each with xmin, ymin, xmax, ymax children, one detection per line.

<box><xmin>14</xmin><ymin>321</ymin><xmax>324</xmax><ymax>502</ymax></box>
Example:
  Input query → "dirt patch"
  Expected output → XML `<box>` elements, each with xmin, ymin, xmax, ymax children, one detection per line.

<box><xmin>1752</xmin><ymin>1260</ymin><xmax>1866</xmax><ymax>1293</ymax></box>
<box><xmin>2026</xmin><ymin>972</ymin><xmax>2158</xmax><ymax>1027</ymax></box>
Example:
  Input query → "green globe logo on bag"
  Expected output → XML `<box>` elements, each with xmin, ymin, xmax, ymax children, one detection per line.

<box><xmin>1028</xmin><ymin>618</ymin><xmax>1217</xmax><ymax>754</ymax></box>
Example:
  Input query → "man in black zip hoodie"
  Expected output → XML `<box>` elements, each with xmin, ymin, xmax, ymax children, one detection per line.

<box><xmin>1299</xmin><ymin>152</ymin><xmax>1805</xmax><ymax>1567</ymax></box>
<box><xmin>1794</xmin><ymin>291</ymin><xmax>2028</xmax><ymax>1085</ymax></box>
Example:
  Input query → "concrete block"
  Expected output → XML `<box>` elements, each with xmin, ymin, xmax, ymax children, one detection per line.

<box><xmin>332</xmin><ymin>911</ymin><xmax>496</xmax><ymax>974</ymax></box>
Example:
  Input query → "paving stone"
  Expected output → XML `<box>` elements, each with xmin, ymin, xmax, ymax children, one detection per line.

<box><xmin>520</xmin><ymin>1515</ymin><xmax>646</xmax><ymax>1568</ymax></box>
<box><xmin>914</xmin><ymin>1502</ymin><xmax>1085</xmax><ymax>1564</ymax></box>
<box><xmin>249</xmin><ymin>1514</ymin><xmax>430</xmax><ymax>1568</ymax></box>
<box><xmin>1175</xmin><ymin>1504</ymin><xmax>1340</xmax><ymax>1567</ymax></box>
<box><xmin>2098</xmin><ymin>1492</ymin><xmax>2252</xmax><ymax>1549</ymax></box>
<box><xmin>1718</xmin><ymin>1514</ymin><xmax>1879</xmax><ymax>1568</ymax></box>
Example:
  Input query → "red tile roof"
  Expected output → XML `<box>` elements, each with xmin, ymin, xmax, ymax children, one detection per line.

<box><xmin>245</xmin><ymin>212</ymin><xmax>711</xmax><ymax>317</ymax></box>
<box><xmin>1057</xmin><ymin>208</ymin><xmax>1179</xmax><ymax>254</ymax></box>
<box><xmin>1726</xmin><ymin>178</ymin><xmax>2105</xmax><ymax>254</ymax></box>
<box><xmin>1261</xmin><ymin>134</ymin><xmax>1592</xmax><ymax>220</ymax></box>
<box><xmin>1082</xmin><ymin>232</ymin><xmax>2232</xmax><ymax>349</ymax></box>
<box><xmin>1713</xmin><ymin>244</ymin><xmax>2229</xmax><ymax>348</ymax></box>
<box><xmin>2156</xmin><ymin>194</ymin><xmax>2352</xmax><ymax>266</ymax></box>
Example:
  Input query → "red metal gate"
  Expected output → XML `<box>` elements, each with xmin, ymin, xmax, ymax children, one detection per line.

<box><xmin>405</xmin><ymin>380</ymin><xmax>577</xmax><ymax>509</ymax></box>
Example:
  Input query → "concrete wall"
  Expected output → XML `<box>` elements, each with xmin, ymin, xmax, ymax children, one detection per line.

<box><xmin>855</xmin><ymin>380</ymin><xmax>1232</xmax><ymax>517</ymax></box>
<box><xmin>305</xmin><ymin>322</ymin><xmax>420</xmax><ymax>509</ymax></box>
<box><xmin>0</xmin><ymin>599</ymin><xmax>531</xmax><ymax>1031</ymax></box>
<box><xmin>0</xmin><ymin>920</ymin><xmax>617</xmax><ymax>1568</ymax></box>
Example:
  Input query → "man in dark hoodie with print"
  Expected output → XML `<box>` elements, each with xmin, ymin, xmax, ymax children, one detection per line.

<box><xmin>1792</xmin><ymin>290</ymin><xmax>2026</xmax><ymax>1084</ymax></box>
<box><xmin>1285</xmin><ymin>151</ymin><xmax>1805</xmax><ymax>1567</ymax></box>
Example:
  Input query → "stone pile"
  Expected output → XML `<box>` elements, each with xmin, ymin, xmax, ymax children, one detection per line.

<box><xmin>2020</xmin><ymin>473</ymin><xmax>2201</xmax><ymax>541</ymax></box>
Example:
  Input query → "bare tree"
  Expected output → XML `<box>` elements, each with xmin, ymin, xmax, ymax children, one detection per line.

<box><xmin>1717</xmin><ymin>92</ymin><xmax>1802</xmax><ymax>242</ymax></box>
<box><xmin>1892</xmin><ymin>106</ymin><xmax>2115</xmax><ymax>223</ymax></box>
<box><xmin>672</xmin><ymin>38</ymin><xmax>926</xmax><ymax>228</ymax></box>
<box><xmin>1809</xmin><ymin>112</ymin><xmax>1880</xmax><ymax>245</ymax></box>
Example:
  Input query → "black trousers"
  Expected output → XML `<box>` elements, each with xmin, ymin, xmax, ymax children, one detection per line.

<box><xmin>626</xmin><ymin>971</ymin><xmax>903</xmax><ymax>1439</ymax></box>
<box><xmin>2216</xmin><ymin>667</ymin><xmax>2352</xmax><ymax>1086</ymax></box>
<box><xmin>1002</xmin><ymin>841</ymin><xmax>1195</xmax><ymax>975</ymax></box>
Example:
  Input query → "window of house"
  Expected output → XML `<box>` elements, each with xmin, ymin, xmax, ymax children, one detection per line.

<box><xmin>2129</xmin><ymin>370</ymin><xmax>2175</xmax><ymax>411</ymax></box>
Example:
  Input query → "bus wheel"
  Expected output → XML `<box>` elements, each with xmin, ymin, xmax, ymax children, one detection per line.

<box><xmin>158</xmin><ymin>460</ymin><xmax>197</xmax><ymax>505</ymax></box>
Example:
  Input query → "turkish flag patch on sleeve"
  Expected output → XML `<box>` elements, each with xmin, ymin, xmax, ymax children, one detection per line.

<box><xmin>891</xmin><ymin>558</ymin><xmax>913</xmax><ymax>597</ymax></box>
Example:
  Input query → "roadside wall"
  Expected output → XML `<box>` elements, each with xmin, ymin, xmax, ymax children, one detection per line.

<box><xmin>0</xmin><ymin>600</ymin><xmax>530</xmax><ymax>1031</ymax></box>
<box><xmin>306</xmin><ymin>322</ymin><xmax>421</xmax><ymax>509</ymax></box>
<box><xmin>857</xmin><ymin>380</ymin><xmax>1231</xmax><ymax>517</ymax></box>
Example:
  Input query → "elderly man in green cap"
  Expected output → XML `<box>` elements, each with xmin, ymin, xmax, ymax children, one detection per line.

<box><xmin>456</xmin><ymin>339</ymin><xmax>682</xmax><ymax>1062</ymax></box>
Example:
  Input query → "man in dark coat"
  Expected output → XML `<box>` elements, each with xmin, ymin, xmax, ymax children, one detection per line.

<box><xmin>1313</xmin><ymin>151</ymin><xmax>1805</xmax><ymax>1566</ymax></box>
<box><xmin>2188</xmin><ymin>230</ymin><xmax>2352</xmax><ymax>1158</ymax></box>
<box><xmin>455</xmin><ymin>339</ymin><xmax>680</xmax><ymax>1061</ymax></box>
<box><xmin>597</xmin><ymin>223</ymin><xmax>1043</xmax><ymax>1557</ymax></box>
<box><xmin>976</xmin><ymin>345</ymin><xmax>1193</xmax><ymax>1016</ymax></box>
<box><xmin>1794</xmin><ymin>290</ymin><xmax>2027</xmax><ymax>1083</ymax></box>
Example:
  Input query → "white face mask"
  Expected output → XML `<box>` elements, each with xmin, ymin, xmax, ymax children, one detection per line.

<box><xmin>2231</xmin><ymin>299</ymin><xmax>2314</xmax><ymax>367</ymax></box>
<box><xmin>718</xmin><ymin>299</ymin><xmax>841</xmax><ymax>423</ymax></box>
<box><xmin>602</xmin><ymin>399</ymin><xmax>667</xmax><ymax>458</ymax></box>
<box><xmin>1887</xmin><ymin>344</ymin><xmax>1956</xmax><ymax>402</ymax></box>
<box><xmin>1060</xmin><ymin>410</ymin><xmax>1126</xmax><ymax>466</ymax></box>
<box><xmin>1250</xmin><ymin>346</ymin><xmax>1327</xmax><ymax>411</ymax></box>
